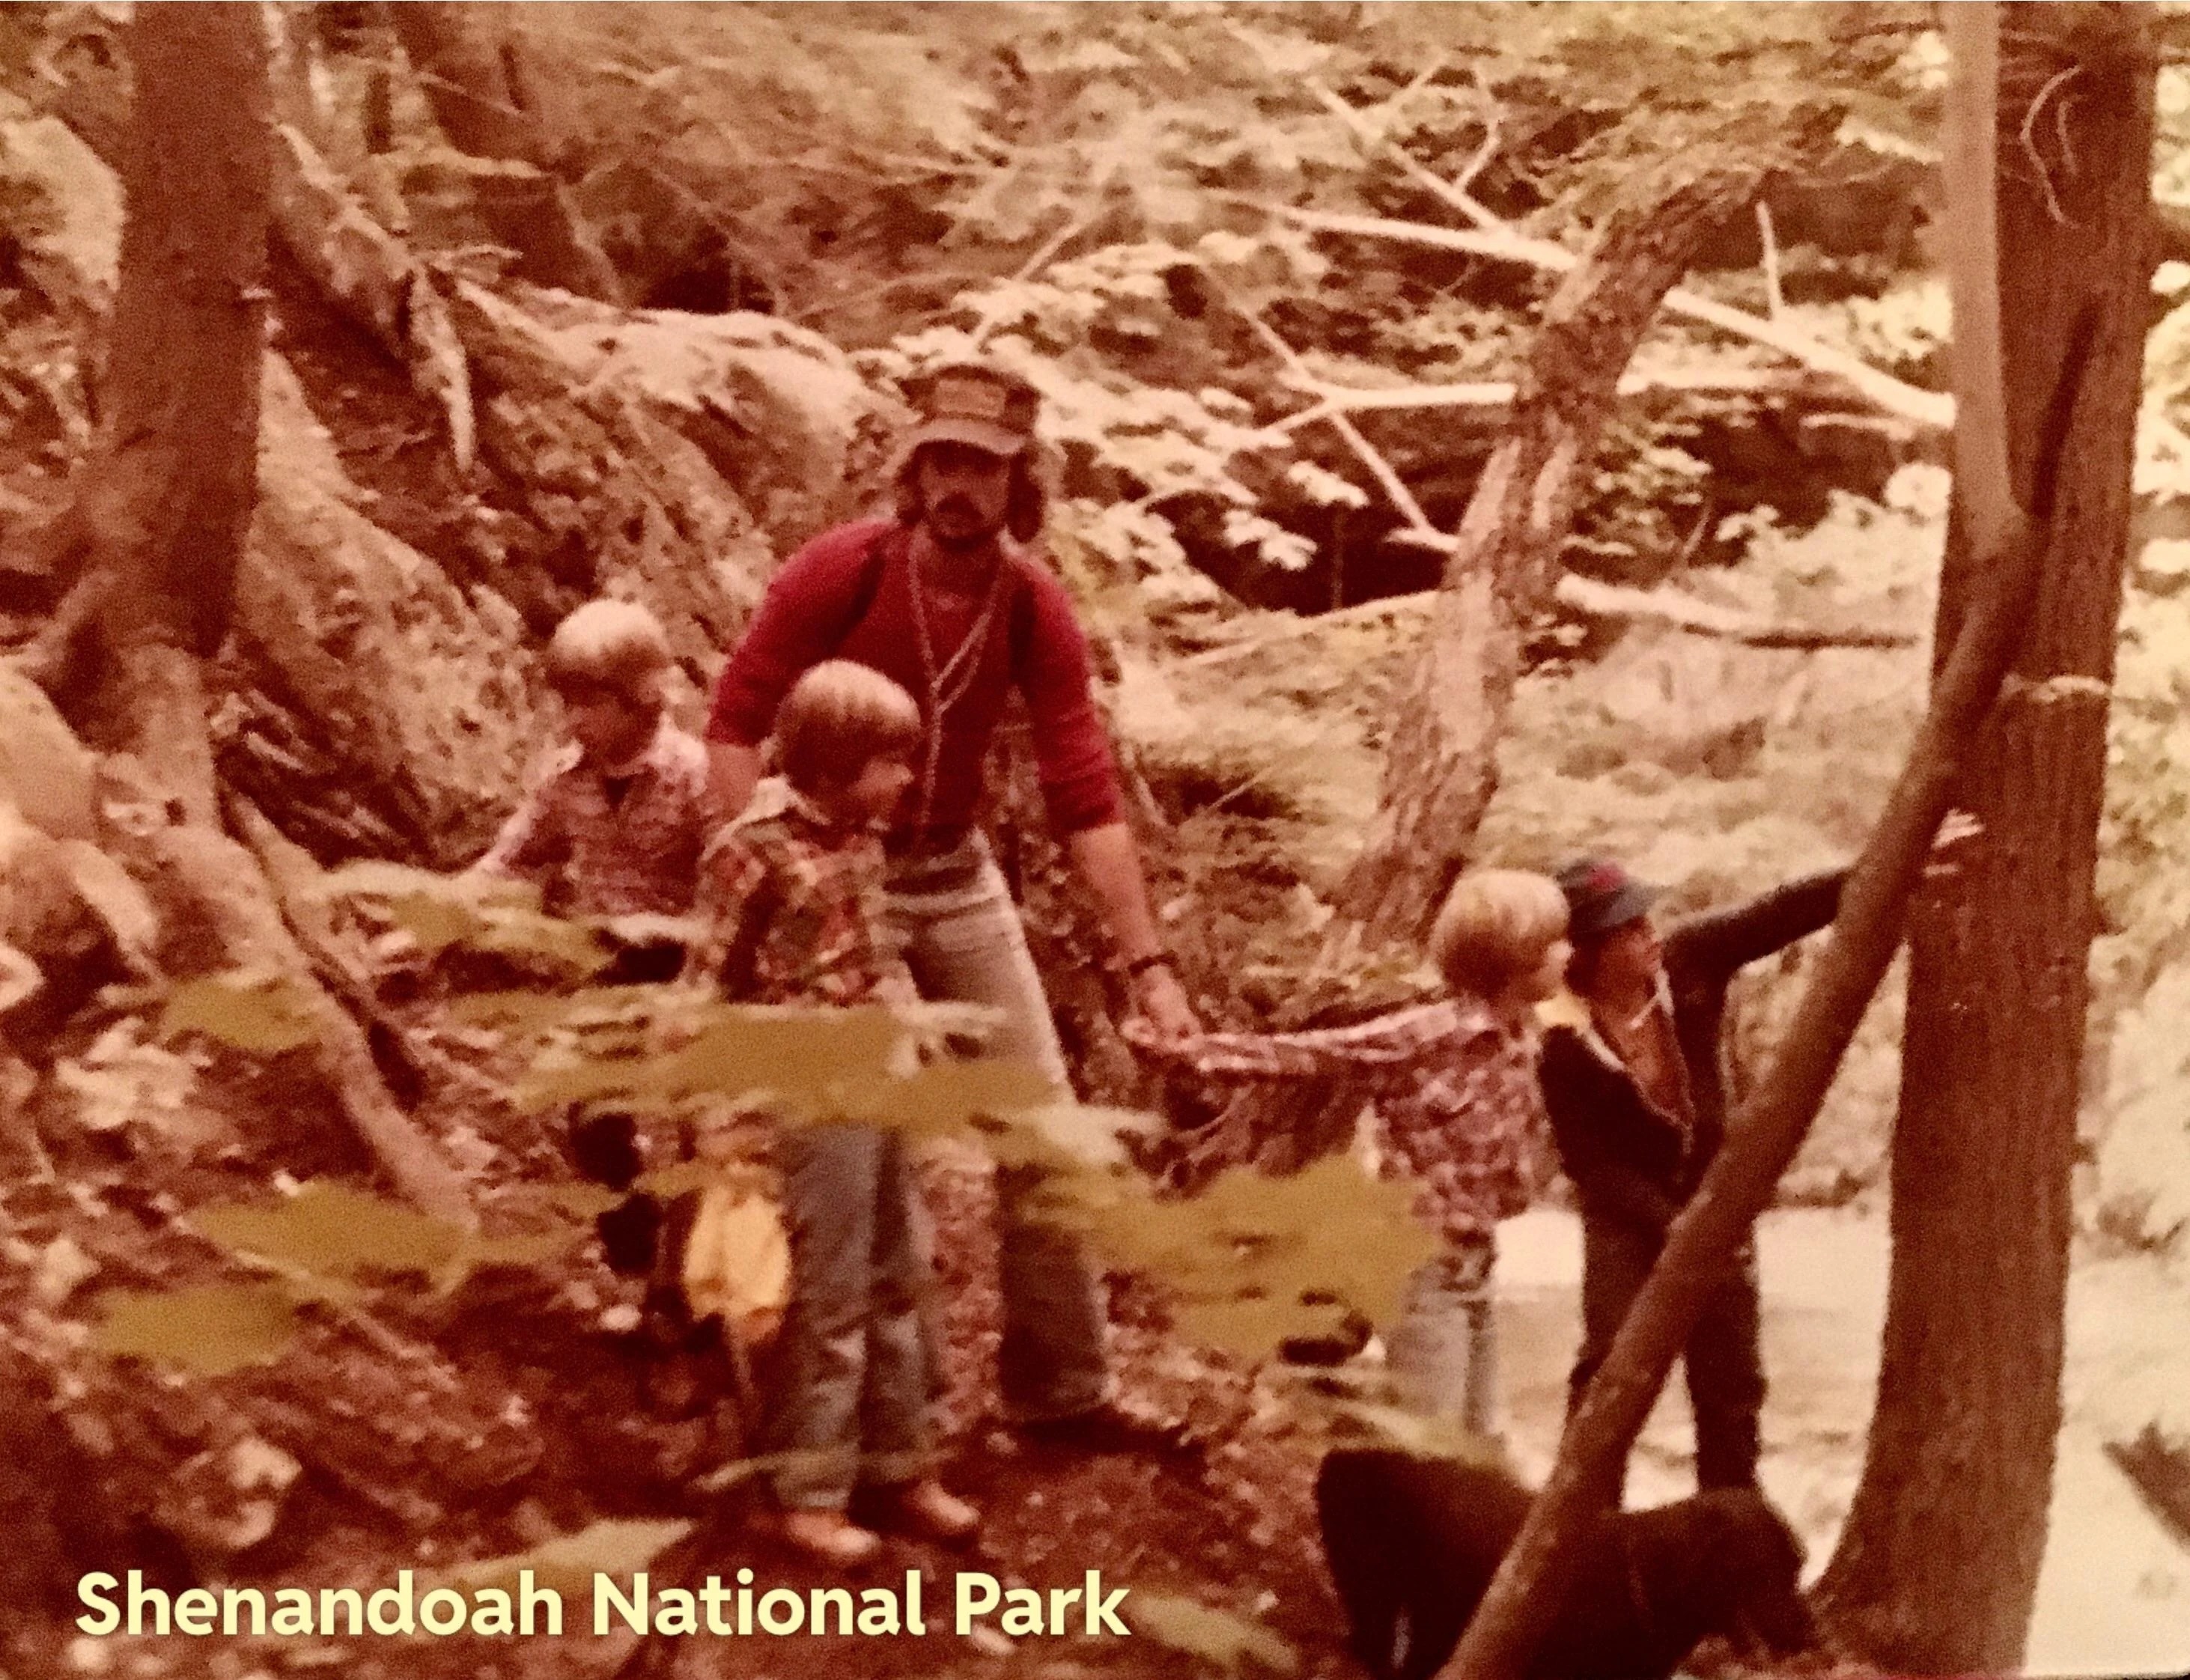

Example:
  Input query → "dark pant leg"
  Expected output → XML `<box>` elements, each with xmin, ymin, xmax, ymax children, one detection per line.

<box><xmin>1569</xmin><ymin>1215</ymin><xmax>1662</xmax><ymax>1417</ymax></box>
<box><xmin>1685</xmin><ymin>1238</ymin><xmax>1766</xmax><ymax>1489</ymax></box>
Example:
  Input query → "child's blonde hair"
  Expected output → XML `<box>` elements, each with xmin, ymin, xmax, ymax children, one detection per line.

<box><xmin>544</xmin><ymin>599</ymin><xmax>672</xmax><ymax>701</ymax></box>
<box><xmin>775</xmin><ymin>660</ymin><xmax>922</xmax><ymax>794</ymax></box>
<box><xmin>1430</xmin><ymin>868</ymin><xmax>1569</xmax><ymax>997</ymax></box>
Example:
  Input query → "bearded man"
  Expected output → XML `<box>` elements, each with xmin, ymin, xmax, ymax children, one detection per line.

<box><xmin>706</xmin><ymin>362</ymin><xmax>1198</xmax><ymax>1450</ymax></box>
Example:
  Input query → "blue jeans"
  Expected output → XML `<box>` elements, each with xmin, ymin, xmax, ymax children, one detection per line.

<box><xmin>764</xmin><ymin>1124</ymin><xmax>934</xmax><ymax>1509</ymax></box>
<box><xmin>886</xmin><ymin>838</ymin><xmax>1111</xmax><ymax>1423</ymax></box>
<box><xmin>1387</xmin><ymin>1237</ymin><xmax>1499</xmax><ymax>1435</ymax></box>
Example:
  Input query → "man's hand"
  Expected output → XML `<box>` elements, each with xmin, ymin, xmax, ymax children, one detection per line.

<box><xmin>1131</xmin><ymin>962</ymin><xmax>1199</xmax><ymax>1042</ymax></box>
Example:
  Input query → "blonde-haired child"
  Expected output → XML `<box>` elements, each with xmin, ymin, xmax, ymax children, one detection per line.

<box><xmin>474</xmin><ymin>597</ymin><xmax>711</xmax><ymax>919</ymax></box>
<box><xmin>695</xmin><ymin>659</ymin><xmax>976</xmax><ymax>1565</ymax></box>
<box><xmin>1127</xmin><ymin>868</ymin><xmax>1569</xmax><ymax>1435</ymax></box>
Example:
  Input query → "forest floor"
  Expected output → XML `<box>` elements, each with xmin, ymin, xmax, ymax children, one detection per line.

<box><xmin>22</xmin><ymin>1202</ymin><xmax>2188</xmax><ymax>1680</ymax></box>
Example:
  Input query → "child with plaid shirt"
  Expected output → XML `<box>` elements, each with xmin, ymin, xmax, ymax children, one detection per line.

<box><xmin>473</xmin><ymin>599</ymin><xmax>712</xmax><ymax>924</ymax></box>
<box><xmin>1127</xmin><ymin>870</ymin><xmax>1569</xmax><ymax>1437</ymax></box>
<box><xmin>694</xmin><ymin>660</ymin><xmax>977</xmax><ymax>1566</ymax></box>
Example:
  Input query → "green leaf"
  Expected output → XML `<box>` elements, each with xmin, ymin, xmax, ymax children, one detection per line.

<box><xmin>195</xmin><ymin>1181</ymin><xmax>579</xmax><ymax>1291</ymax></box>
<box><xmin>1032</xmin><ymin>1154</ymin><xmax>1438</xmax><ymax>1360</ymax></box>
<box><xmin>315</xmin><ymin>860</ymin><xmax>611</xmax><ymax>978</ymax></box>
<box><xmin>192</xmin><ymin>1182</ymin><xmax>469</xmax><ymax>1282</ymax></box>
<box><xmin>832</xmin><ymin>1058</ymin><xmax>1059</xmax><ymax>1139</ymax></box>
<box><xmin>157</xmin><ymin>971</ymin><xmax>321</xmax><ymax>1056</ymax></box>
<box><xmin>515</xmin><ymin>1005</ymin><xmax>909</xmax><ymax>1114</ymax></box>
<box><xmin>1128</xmin><ymin>1592</ymin><xmax>1298</xmax><ymax>1676</ymax></box>
<box><xmin>92</xmin><ymin>1282</ymin><xmax>301</xmax><ymax>1375</ymax></box>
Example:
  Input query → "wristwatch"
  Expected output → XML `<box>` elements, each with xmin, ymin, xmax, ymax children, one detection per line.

<box><xmin>1122</xmin><ymin>952</ymin><xmax>1174</xmax><ymax>981</ymax></box>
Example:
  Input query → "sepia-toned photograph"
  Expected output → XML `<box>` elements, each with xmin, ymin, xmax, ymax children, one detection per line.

<box><xmin>0</xmin><ymin>4</ymin><xmax>2184</xmax><ymax>1679</ymax></box>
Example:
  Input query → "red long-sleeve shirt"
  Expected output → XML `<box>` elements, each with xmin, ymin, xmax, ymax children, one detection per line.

<box><xmin>707</xmin><ymin>519</ymin><xmax>1123</xmax><ymax>846</ymax></box>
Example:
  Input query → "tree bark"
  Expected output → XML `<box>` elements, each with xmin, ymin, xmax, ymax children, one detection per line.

<box><xmin>97</xmin><ymin>4</ymin><xmax>270</xmax><ymax>666</ymax></box>
<box><xmin>1818</xmin><ymin>7</ymin><xmax>2155</xmax><ymax>1670</ymax></box>
<box><xmin>46</xmin><ymin>2</ymin><xmax>472</xmax><ymax>1224</ymax></box>
<box><xmin>382</xmin><ymin>2</ymin><xmax>627</xmax><ymax>303</ymax></box>
<box><xmin>1336</xmin><ymin>112</ymin><xmax>1832</xmax><ymax>948</ymax></box>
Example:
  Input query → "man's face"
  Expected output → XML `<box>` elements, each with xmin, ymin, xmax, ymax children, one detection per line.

<box><xmin>913</xmin><ymin>442</ymin><xmax>1015</xmax><ymax>550</ymax></box>
<box><xmin>1588</xmin><ymin>916</ymin><xmax>1664</xmax><ymax>997</ymax></box>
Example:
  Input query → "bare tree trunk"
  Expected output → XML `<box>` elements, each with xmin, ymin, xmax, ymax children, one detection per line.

<box><xmin>382</xmin><ymin>2</ymin><xmax>627</xmax><ymax>303</ymax></box>
<box><xmin>47</xmin><ymin>2</ymin><xmax>472</xmax><ymax>1224</ymax></box>
<box><xmin>1336</xmin><ymin>112</ymin><xmax>1832</xmax><ymax>948</ymax></box>
<box><xmin>1819</xmin><ymin>7</ymin><xmax>2155</xmax><ymax>1670</ymax></box>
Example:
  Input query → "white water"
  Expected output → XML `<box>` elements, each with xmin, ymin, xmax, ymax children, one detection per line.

<box><xmin>1489</xmin><ymin>1208</ymin><xmax>2190</xmax><ymax>1677</ymax></box>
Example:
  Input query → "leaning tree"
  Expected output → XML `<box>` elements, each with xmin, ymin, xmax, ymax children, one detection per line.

<box><xmin>1819</xmin><ymin>5</ymin><xmax>2156</xmax><ymax>1668</ymax></box>
<box><xmin>1438</xmin><ymin>7</ymin><xmax>2157</xmax><ymax>1678</ymax></box>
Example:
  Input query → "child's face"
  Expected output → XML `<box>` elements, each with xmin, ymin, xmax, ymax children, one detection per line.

<box><xmin>840</xmin><ymin>749</ymin><xmax>916</xmax><ymax>825</ymax></box>
<box><xmin>558</xmin><ymin>678</ymin><xmax>660</xmax><ymax>767</ymax></box>
<box><xmin>1520</xmin><ymin>937</ymin><xmax>1574</xmax><ymax>1003</ymax></box>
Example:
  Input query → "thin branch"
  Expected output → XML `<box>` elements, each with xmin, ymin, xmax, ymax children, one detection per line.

<box><xmin>1757</xmin><ymin>199</ymin><xmax>1784</xmax><ymax>320</ymax></box>
<box><xmin>1262</xmin><ymin>366</ymin><xmax>1821</xmax><ymax>437</ymax></box>
<box><xmin>1304</xmin><ymin>76</ymin><xmax>1499</xmax><ymax>231</ymax></box>
<box><xmin>1249</xmin><ymin>198</ymin><xmax>1957</xmax><ymax>432</ymax></box>
<box><xmin>1451</xmin><ymin>81</ymin><xmax>1504</xmax><ymax>198</ymax></box>
<box><xmin>1222</xmin><ymin>287</ymin><xmax>1449</xmax><ymax>544</ymax></box>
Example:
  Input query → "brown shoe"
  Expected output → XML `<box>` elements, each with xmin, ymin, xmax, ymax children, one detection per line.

<box><xmin>882</xmin><ymin>1478</ymin><xmax>980</xmax><ymax>1544</ymax></box>
<box><xmin>776</xmin><ymin>1508</ymin><xmax>884</xmax><ymax>1568</ymax></box>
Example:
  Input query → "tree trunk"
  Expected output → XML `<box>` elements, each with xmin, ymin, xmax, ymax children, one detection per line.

<box><xmin>1819</xmin><ymin>8</ymin><xmax>2155</xmax><ymax>1670</ymax></box>
<box><xmin>46</xmin><ymin>2</ymin><xmax>472</xmax><ymax>1223</ymax></box>
<box><xmin>1336</xmin><ymin>111</ymin><xmax>1832</xmax><ymax>948</ymax></box>
<box><xmin>98</xmin><ymin>4</ymin><xmax>270</xmax><ymax>669</ymax></box>
<box><xmin>382</xmin><ymin>2</ymin><xmax>627</xmax><ymax>303</ymax></box>
<box><xmin>1438</xmin><ymin>12</ymin><xmax>2150</xmax><ymax>1674</ymax></box>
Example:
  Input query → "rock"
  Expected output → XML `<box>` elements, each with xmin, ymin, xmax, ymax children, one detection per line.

<box><xmin>524</xmin><ymin>301</ymin><xmax>887</xmax><ymax>552</ymax></box>
<box><xmin>155</xmin><ymin>1434</ymin><xmax>302</xmax><ymax>1567</ymax></box>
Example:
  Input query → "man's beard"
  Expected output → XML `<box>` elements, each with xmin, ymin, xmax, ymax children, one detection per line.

<box><xmin>925</xmin><ymin>496</ymin><xmax>1006</xmax><ymax>552</ymax></box>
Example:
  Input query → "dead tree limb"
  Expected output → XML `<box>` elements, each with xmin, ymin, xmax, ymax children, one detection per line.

<box><xmin>1261</xmin><ymin>367</ymin><xmax>1850</xmax><ymax>436</ymax></box>
<box><xmin>382</xmin><ymin>3</ymin><xmax>627</xmax><ymax>303</ymax></box>
<box><xmin>1178</xmin><ymin>578</ymin><xmax>1911</xmax><ymax>672</ymax></box>
<box><xmin>1256</xmin><ymin>199</ymin><xmax>1955</xmax><ymax>433</ymax></box>
<box><xmin>1336</xmin><ymin>110</ymin><xmax>1839</xmax><ymax>946</ymax></box>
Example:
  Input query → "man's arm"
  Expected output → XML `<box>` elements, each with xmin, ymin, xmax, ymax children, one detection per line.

<box><xmin>1066</xmin><ymin>821</ymin><xmax>1199</xmax><ymax>1040</ymax></box>
<box><xmin>706</xmin><ymin>740</ymin><xmax>765</xmax><ymax>827</ymax></box>
<box><xmin>1667</xmin><ymin>865</ymin><xmax>1849</xmax><ymax>983</ymax></box>
<box><xmin>705</xmin><ymin>520</ymin><xmax>894</xmax><ymax>822</ymax></box>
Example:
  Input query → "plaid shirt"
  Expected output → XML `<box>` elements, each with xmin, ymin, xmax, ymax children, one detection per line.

<box><xmin>474</xmin><ymin>719</ymin><xmax>714</xmax><ymax>917</ymax></box>
<box><xmin>1139</xmin><ymin>998</ymin><xmax>1551</xmax><ymax>1244</ymax></box>
<box><xmin>695</xmin><ymin>780</ymin><xmax>912</xmax><ymax>1007</ymax></box>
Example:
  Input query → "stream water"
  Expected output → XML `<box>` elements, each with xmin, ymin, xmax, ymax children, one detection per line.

<box><xmin>1488</xmin><ymin>1208</ymin><xmax>2190</xmax><ymax>1677</ymax></box>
